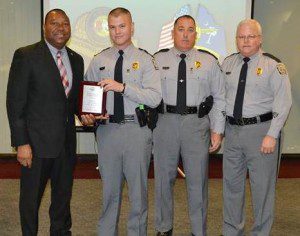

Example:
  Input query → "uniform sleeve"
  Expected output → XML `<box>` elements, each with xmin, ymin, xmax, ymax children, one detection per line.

<box><xmin>84</xmin><ymin>56</ymin><xmax>100</xmax><ymax>82</ymax></box>
<box><xmin>267</xmin><ymin>63</ymin><xmax>292</xmax><ymax>138</ymax></box>
<box><xmin>6</xmin><ymin>49</ymin><xmax>31</xmax><ymax>147</ymax></box>
<box><xmin>123</xmin><ymin>55</ymin><xmax>162</xmax><ymax>108</ymax></box>
<box><xmin>208</xmin><ymin>59</ymin><xmax>226</xmax><ymax>134</ymax></box>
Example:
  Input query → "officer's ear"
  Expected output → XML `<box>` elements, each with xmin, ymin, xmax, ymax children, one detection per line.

<box><xmin>131</xmin><ymin>22</ymin><xmax>134</xmax><ymax>36</ymax></box>
<box><xmin>259</xmin><ymin>35</ymin><xmax>263</xmax><ymax>47</ymax></box>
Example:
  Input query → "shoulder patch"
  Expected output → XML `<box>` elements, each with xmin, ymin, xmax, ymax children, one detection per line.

<box><xmin>276</xmin><ymin>63</ymin><xmax>288</xmax><ymax>75</ymax></box>
<box><xmin>94</xmin><ymin>47</ymin><xmax>110</xmax><ymax>56</ymax></box>
<box><xmin>263</xmin><ymin>53</ymin><xmax>281</xmax><ymax>63</ymax></box>
<box><xmin>137</xmin><ymin>48</ymin><xmax>159</xmax><ymax>70</ymax></box>
<box><xmin>197</xmin><ymin>49</ymin><xmax>218</xmax><ymax>60</ymax></box>
<box><xmin>152</xmin><ymin>57</ymin><xmax>159</xmax><ymax>70</ymax></box>
<box><xmin>154</xmin><ymin>48</ymin><xmax>170</xmax><ymax>55</ymax></box>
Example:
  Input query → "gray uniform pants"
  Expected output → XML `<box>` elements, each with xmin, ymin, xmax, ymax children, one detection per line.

<box><xmin>223</xmin><ymin>121</ymin><xmax>279</xmax><ymax>236</ymax></box>
<box><xmin>96</xmin><ymin>122</ymin><xmax>152</xmax><ymax>236</ymax></box>
<box><xmin>153</xmin><ymin>113</ymin><xmax>210</xmax><ymax>236</ymax></box>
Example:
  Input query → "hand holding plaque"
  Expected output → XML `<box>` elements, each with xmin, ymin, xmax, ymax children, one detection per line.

<box><xmin>79</xmin><ymin>81</ymin><xmax>107</xmax><ymax>116</ymax></box>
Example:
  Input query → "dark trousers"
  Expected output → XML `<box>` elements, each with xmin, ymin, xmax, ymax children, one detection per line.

<box><xmin>19</xmin><ymin>146</ymin><xmax>76</xmax><ymax>236</ymax></box>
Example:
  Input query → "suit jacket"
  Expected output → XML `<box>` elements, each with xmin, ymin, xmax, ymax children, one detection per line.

<box><xmin>6</xmin><ymin>40</ymin><xmax>84</xmax><ymax>158</ymax></box>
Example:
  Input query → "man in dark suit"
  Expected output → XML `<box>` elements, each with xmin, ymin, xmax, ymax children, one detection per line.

<box><xmin>6</xmin><ymin>9</ymin><xmax>84</xmax><ymax>235</ymax></box>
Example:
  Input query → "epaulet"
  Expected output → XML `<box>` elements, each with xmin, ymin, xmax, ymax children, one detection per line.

<box><xmin>139</xmin><ymin>48</ymin><xmax>153</xmax><ymax>56</ymax></box>
<box><xmin>262</xmin><ymin>53</ymin><xmax>281</xmax><ymax>63</ymax></box>
<box><xmin>197</xmin><ymin>49</ymin><xmax>218</xmax><ymax>60</ymax></box>
<box><xmin>154</xmin><ymin>48</ymin><xmax>170</xmax><ymax>55</ymax></box>
<box><xmin>94</xmin><ymin>47</ymin><xmax>110</xmax><ymax>56</ymax></box>
<box><xmin>224</xmin><ymin>52</ymin><xmax>239</xmax><ymax>60</ymax></box>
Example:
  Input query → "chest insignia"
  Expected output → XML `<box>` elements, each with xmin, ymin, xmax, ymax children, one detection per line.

<box><xmin>132</xmin><ymin>62</ymin><xmax>139</xmax><ymax>70</ymax></box>
<box><xmin>195</xmin><ymin>61</ymin><xmax>201</xmax><ymax>69</ymax></box>
<box><xmin>256</xmin><ymin>68</ymin><xmax>263</xmax><ymax>76</ymax></box>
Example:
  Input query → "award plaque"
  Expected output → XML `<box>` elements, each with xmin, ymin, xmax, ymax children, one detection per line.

<box><xmin>79</xmin><ymin>81</ymin><xmax>107</xmax><ymax>116</ymax></box>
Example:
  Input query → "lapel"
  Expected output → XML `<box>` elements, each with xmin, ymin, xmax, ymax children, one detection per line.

<box><xmin>37</xmin><ymin>40</ymin><xmax>68</xmax><ymax>98</ymax></box>
<box><xmin>66</xmin><ymin>47</ymin><xmax>77</xmax><ymax>100</ymax></box>
<box><xmin>38</xmin><ymin>40</ymin><xmax>81</xmax><ymax>100</ymax></box>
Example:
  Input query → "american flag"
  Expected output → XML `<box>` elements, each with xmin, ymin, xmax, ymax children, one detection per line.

<box><xmin>158</xmin><ymin>21</ymin><xmax>174</xmax><ymax>50</ymax></box>
<box><xmin>158</xmin><ymin>5</ymin><xmax>191</xmax><ymax>51</ymax></box>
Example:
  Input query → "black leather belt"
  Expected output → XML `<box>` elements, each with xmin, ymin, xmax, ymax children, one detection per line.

<box><xmin>166</xmin><ymin>105</ymin><xmax>197</xmax><ymax>115</ymax></box>
<box><xmin>109</xmin><ymin>115</ymin><xmax>135</xmax><ymax>124</ymax></box>
<box><xmin>227</xmin><ymin>112</ymin><xmax>273</xmax><ymax>126</ymax></box>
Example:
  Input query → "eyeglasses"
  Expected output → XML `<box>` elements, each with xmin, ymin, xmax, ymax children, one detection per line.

<box><xmin>236</xmin><ymin>35</ymin><xmax>261</xmax><ymax>41</ymax></box>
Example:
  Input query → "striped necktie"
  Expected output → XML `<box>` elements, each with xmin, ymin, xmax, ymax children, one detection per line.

<box><xmin>57</xmin><ymin>51</ymin><xmax>70</xmax><ymax>96</ymax></box>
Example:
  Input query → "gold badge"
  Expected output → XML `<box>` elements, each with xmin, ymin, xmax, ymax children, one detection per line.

<box><xmin>132</xmin><ymin>62</ymin><xmax>139</xmax><ymax>70</ymax></box>
<box><xmin>195</xmin><ymin>61</ymin><xmax>201</xmax><ymax>69</ymax></box>
<box><xmin>276</xmin><ymin>63</ymin><xmax>287</xmax><ymax>75</ymax></box>
<box><xmin>256</xmin><ymin>68</ymin><xmax>263</xmax><ymax>76</ymax></box>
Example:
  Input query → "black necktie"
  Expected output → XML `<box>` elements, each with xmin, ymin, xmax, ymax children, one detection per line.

<box><xmin>176</xmin><ymin>54</ymin><xmax>187</xmax><ymax>114</ymax></box>
<box><xmin>233</xmin><ymin>57</ymin><xmax>250</xmax><ymax>120</ymax></box>
<box><xmin>114</xmin><ymin>50</ymin><xmax>124</xmax><ymax>122</ymax></box>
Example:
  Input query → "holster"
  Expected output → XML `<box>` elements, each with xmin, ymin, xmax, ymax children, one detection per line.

<box><xmin>135</xmin><ymin>105</ymin><xmax>158</xmax><ymax>130</ymax></box>
<box><xmin>135</xmin><ymin>106</ymin><xmax>147</xmax><ymax>127</ymax></box>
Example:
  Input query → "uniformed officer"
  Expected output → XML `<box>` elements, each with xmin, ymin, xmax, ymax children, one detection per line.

<box><xmin>81</xmin><ymin>7</ymin><xmax>161</xmax><ymax>236</ymax></box>
<box><xmin>153</xmin><ymin>15</ymin><xmax>225</xmax><ymax>236</ymax></box>
<box><xmin>222</xmin><ymin>19</ymin><xmax>292</xmax><ymax>236</ymax></box>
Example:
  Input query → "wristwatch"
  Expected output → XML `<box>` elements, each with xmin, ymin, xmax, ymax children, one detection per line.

<box><xmin>121</xmin><ymin>83</ymin><xmax>126</xmax><ymax>94</ymax></box>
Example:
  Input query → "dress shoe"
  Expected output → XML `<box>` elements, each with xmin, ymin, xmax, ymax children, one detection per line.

<box><xmin>156</xmin><ymin>228</ymin><xmax>173</xmax><ymax>236</ymax></box>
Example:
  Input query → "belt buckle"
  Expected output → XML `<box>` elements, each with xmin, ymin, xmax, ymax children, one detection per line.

<box><xmin>256</xmin><ymin>115</ymin><xmax>261</xmax><ymax>123</ymax></box>
<box><xmin>235</xmin><ymin>118</ymin><xmax>245</xmax><ymax>126</ymax></box>
<box><xmin>180</xmin><ymin>111</ymin><xmax>187</xmax><ymax>115</ymax></box>
<box><xmin>180</xmin><ymin>107</ymin><xmax>188</xmax><ymax>115</ymax></box>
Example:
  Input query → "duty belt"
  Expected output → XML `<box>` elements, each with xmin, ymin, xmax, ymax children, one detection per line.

<box><xmin>109</xmin><ymin>115</ymin><xmax>135</xmax><ymax>124</ymax></box>
<box><xmin>166</xmin><ymin>105</ymin><xmax>197</xmax><ymax>115</ymax></box>
<box><xmin>227</xmin><ymin>112</ymin><xmax>273</xmax><ymax>126</ymax></box>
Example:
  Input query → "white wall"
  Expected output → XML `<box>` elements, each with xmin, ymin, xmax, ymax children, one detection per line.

<box><xmin>254</xmin><ymin>0</ymin><xmax>300</xmax><ymax>153</ymax></box>
<box><xmin>0</xmin><ymin>0</ymin><xmax>41</xmax><ymax>154</ymax></box>
<box><xmin>1</xmin><ymin>0</ymin><xmax>299</xmax><ymax>154</ymax></box>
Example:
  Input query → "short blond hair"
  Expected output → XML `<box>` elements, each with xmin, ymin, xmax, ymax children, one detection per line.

<box><xmin>236</xmin><ymin>19</ymin><xmax>262</xmax><ymax>36</ymax></box>
<box><xmin>108</xmin><ymin>7</ymin><xmax>132</xmax><ymax>22</ymax></box>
